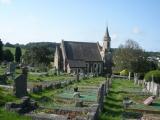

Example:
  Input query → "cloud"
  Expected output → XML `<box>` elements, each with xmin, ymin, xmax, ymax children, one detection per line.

<box><xmin>132</xmin><ymin>26</ymin><xmax>143</xmax><ymax>34</ymax></box>
<box><xmin>0</xmin><ymin>0</ymin><xmax>12</xmax><ymax>5</ymax></box>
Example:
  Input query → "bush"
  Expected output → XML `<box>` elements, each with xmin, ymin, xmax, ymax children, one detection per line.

<box><xmin>120</xmin><ymin>69</ymin><xmax>129</xmax><ymax>76</ymax></box>
<box><xmin>144</xmin><ymin>70</ymin><xmax>160</xmax><ymax>84</ymax></box>
<box><xmin>112</xmin><ymin>71</ymin><xmax>120</xmax><ymax>75</ymax></box>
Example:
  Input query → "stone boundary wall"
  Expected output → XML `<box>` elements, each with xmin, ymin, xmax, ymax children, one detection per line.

<box><xmin>27</xmin><ymin>106</ymin><xmax>99</xmax><ymax>120</ymax></box>
<box><xmin>30</xmin><ymin>79</ymin><xmax>74</xmax><ymax>93</ymax></box>
<box><xmin>30</xmin><ymin>74</ymin><xmax>87</xmax><ymax>94</ymax></box>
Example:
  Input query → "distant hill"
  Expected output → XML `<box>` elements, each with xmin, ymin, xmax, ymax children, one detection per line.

<box><xmin>4</xmin><ymin>42</ymin><xmax>159</xmax><ymax>58</ymax></box>
<box><xmin>25</xmin><ymin>42</ymin><xmax>58</xmax><ymax>49</ymax></box>
<box><xmin>4</xmin><ymin>42</ymin><xmax>59</xmax><ymax>55</ymax></box>
<box><xmin>25</xmin><ymin>42</ymin><xmax>59</xmax><ymax>55</ymax></box>
<box><xmin>3</xmin><ymin>47</ymin><xmax>26</xmax><ymax>56</ymax></box>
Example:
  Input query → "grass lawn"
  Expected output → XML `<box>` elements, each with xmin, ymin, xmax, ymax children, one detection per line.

<box><xmin>99</xmin><ymin>79</ymin><xmax>151</xmax><ymax>120</ymax></box>
<box><xmin>0</xmin><ymin>87</ymin><xmax>17</xmax><ymax>106</ymax></box>
<box><xmin>4</xmin><ymin>47</ymin><xmax>26</xmax><ymax>56</ymax></box>
<box><xmin>0</xmin><ymin>108</ymin><xmax>31</xmax><ymax>120</ymax></box>
<box><xmin>0</xmin><ymin>88</ymin><xmax>31</xmax><ymax>120</ymax></box>
<box><xmin>28</xmin><ymin>73</ymin><xmax>73</xmax><ymax>82</ymax></box>
<box><xmin>0</xmin><ymin>67</ymin><xmax>5</xmax><ymax>75</ymax></box>
<box><xmin>73</xmin><ymin>76</ymin><xmax>105</xmax><ymax>86</ymax></box>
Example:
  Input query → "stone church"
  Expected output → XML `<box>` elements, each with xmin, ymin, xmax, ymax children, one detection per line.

<box><xmin>54</xmin><ymin>27</ymin><xmax>112</xmax><ymax>75</ymax></box>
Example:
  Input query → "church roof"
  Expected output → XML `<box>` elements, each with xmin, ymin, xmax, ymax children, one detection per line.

<box><xmin>68</xmin><ymin>60</ymin><xmax>86</xmax><ymax>68</ymax></box>
<box><xmin>63</xmin><ymin>41</ymin><xmax>102</xmax><ymax>64</ymax></box>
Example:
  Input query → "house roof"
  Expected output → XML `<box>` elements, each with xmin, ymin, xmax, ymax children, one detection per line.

<box><xmin>63</xmin><ymin>41</ymin><xmax>102</xmax><ymax>62</ymax></box>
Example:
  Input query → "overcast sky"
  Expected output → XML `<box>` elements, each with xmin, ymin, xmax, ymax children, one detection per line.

<box><xmin>0</xmin><ymin>0</ymin><xmax>160</xmax><ymax>51</ymax></box>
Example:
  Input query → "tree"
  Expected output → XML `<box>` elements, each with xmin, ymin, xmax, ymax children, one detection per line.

<box><xmin>15</xmin><ymin>46</ymin><xmax>22</xmax><ymax>63</ymax></box>
<box><xmin>0</xmin><ymin>39</ymin><xmax>3</xmax><ymax>62</ymax></box>
<box><xmin>113</xmin><ymin>39</ymin><xmax>156</xmax><ymax>73</ymax></box>
<box><xmin>23</xmin><ymin>46</ymin><xmax>52</xmax><ymax>66</ymax></box>
<box><xmin>3</xmin><ymin>49</ymin><xmax>14</xmax><ymax>62</ymax></box>
<box><xmin>5</xmin><ymin>42</ymin><xmax>15</xmax><ymax>47</ymax></box>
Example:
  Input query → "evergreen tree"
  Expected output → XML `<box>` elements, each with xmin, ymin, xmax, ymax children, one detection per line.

<box><xmin>0</xmin><ymin>39</ymin><xmax>3</xmax><ymax>62</ymax></box>
<box><xmin>15</xmin><ymin>46</ymin><xmax>22</xmax><ymax>63</ymax></box>
<box><xmin>3</xmin><ymin>49</ymin><xmax>14</xmax><ymax>62</ymax></box>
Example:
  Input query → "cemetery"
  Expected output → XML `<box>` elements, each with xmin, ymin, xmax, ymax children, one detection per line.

<box><xmin>0</xmin><ymin>20</ymin><xmax>160</xmax><ymax>120</ymax></box>
<box><xmin>1</xmin><ymin>0</ymin><xmax>160</xmax><ymax>119</ymax></box>
<box><xmin>0</xmin><ymin>60</ymin><xmax>160</xmax><ymax>120</ymax></box>
<box><xmin>0</xmin><ymin>62</ymin><xmax>110</xmax><ymax>119</ymax></box>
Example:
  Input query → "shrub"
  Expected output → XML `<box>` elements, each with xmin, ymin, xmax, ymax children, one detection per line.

<box><xmin>120</xmin><ymin>69</ymin><xmax>129</xmax><ymax>76</ymax></box>
<box><xmin>144</xmin><ymin>70</ymin><xmax>160</xmax><ymax>84</ymax></box>
<box><xmin>112</xmin><ymin>71</ymin><xmax>120</xmax><ymax>75</ymax></box>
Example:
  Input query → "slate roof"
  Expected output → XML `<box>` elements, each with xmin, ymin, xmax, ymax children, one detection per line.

<box><xmin>63</xmin><ymin>41</ymin><xmax>102</xmax><ymax>68</ymax></box>
<box><xmin>68</xmin><ymin>60</ymin><xmax>86</xmax><ymax>68</ymax></box>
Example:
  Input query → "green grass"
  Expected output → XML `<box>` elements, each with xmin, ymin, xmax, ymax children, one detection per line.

<box><xmin>73</xmin><ymin>77</ymin><xmax>105</xmax><ymax>86</ymax></box>
<box><xmin>30</xmin><ymin>76</ymin><xmax>105</xmax><ymax>108</ymax></box>
<box><xmin>0</xmin><ymin>67</ymin><xmax>5</xmax><ymax>75</ymax></box>
<box><xmin>4</xmin><ymin>47</ymin><xmax>25</xmax><ymax>56</ymax></box>
<box><xmin>28</xmin><ymin>73</ymin><xmax>73</xmax><ymax>82</ymax></box>
<box><xmin>0</xmin><ymin>88</ymin><xmax>30</xmax><ymax>120</ymax></box>
<box><xmin>0</xmin><ymin>88</ymin><xmax>17</xmax><ymax>106</ymax></box>
<box><xmin>0</xmin><ymin>108</ymin><xmax>31</xmax><ymax>120</ymax></box>
<box><xmin>99</xmin><ymin>79</ymin><xmax>145</xmax><ymax>120</ymax></box>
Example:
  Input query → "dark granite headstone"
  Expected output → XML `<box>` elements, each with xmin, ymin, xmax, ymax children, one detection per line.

<box><xmin>14</xmin><ymin>67</ymin><xmax>28</xmax><ymax>98</ymax></box>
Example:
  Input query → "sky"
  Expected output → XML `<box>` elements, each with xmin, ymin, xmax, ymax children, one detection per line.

<box><xmin>0</xmin><ymin>0</ymin><xmax>160</xmax><ymax>51</ymax></box>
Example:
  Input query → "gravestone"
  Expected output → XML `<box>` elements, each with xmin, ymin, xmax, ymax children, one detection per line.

<box><xmin>134</xmin><ymin>73</ymin><xmax>138</xmax><ymax>85</ymax></box>
<box><xmin>143</xmin><ymin>96</ymin><xmax>156</xmax><ymax>105</ymax></box>
<box><xmin>76</xmin><ymin>73</ymin><xmax>79</xmax><ymax>81</ymax></box>
<box><xmin>73</xmin><ymin>92</ymin><xmax>80</xmax><ymax>98</ymax></box>
<box><xmin>156</xmin><ymin>84</ymin><xmax>160</xmax><ymax>97</ymax></box>
<box><xmin>8</xmin><ymin>62</ymin><xmax>16</xmax><ymax>73</ymax></box>
<box><xmin>128</xmin><ymin>72</ymin><xmax>131</xmax><ymax>80</ymax></box>
<box><xmin>75</xmin><ymin>100</ymin><xmax>83</xmax><ymax>107</ymax></box>
<box><xmin>6</xmin><ymin>62</ymin><xmax>16</xmax><ymax>80</ymax></box>
<box><xmin>14</xmin><ymin>67</ymin><xmax>28</xmax><ymax>98</ymax></box>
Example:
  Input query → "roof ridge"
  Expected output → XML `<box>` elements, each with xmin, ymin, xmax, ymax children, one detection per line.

<box><xmin>63</xmin><ymin>40</ymin><xmax>97</xmax><ymax>44</ymax></box>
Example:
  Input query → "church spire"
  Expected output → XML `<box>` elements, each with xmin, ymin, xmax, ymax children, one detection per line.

<box><xmin>103</xmin><ymin>26</ymin><xmax>111</xmax><ymax>52</ymax></box>
<box><xmin>104</xmin><ymin>26</ymin><xmax>111</xmax><ymax>42</ymax></box>
<box><xmin>106</xmin><ymin>26</ymin><xmax>110</xmax><ymax>38</ymax></box>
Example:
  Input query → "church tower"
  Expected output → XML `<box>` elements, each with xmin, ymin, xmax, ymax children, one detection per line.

<box><xmin>103</xmin><ymin>26</ymin><xmax>111</xmax><ymax>52</ymax></box>
<box><xmin>101</xmin><ymin>27</ymin><xmax>112</xmax><ymax>76</ymax></box>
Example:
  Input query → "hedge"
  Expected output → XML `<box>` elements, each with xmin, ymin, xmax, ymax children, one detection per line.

<box><xmin>144</xmin><ymin>70</ymin><xmax>160</xmax><ymax>84</ymax></box>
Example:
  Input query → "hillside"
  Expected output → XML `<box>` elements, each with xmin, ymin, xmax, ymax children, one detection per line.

<box><xmin>3</xmin><ymin>47</ymin><xmax>26</xmax><ymax>56</ymax></box>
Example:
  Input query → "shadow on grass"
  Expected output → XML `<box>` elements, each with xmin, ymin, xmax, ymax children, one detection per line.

<box><xmin>103</xmin><ymin>107</ymin><xmax>122</xmax><ymax>116</ymax></box>
<box><xmin>104</xmin><ymin>102</ymin><xmax>122</xmax><ymax>109</ymax></box>
<box><xmin>109</xmin><ymin>90</ymin><xmax>128</xmax><ymax>94</ymax></box>
<box><xmin>106</xmin><ymin>96</ymin><xmax>122</xmax><ymax>102</ymax></box>
<box><xmin>122</xmin><ymin>111</ymin><xmax>142</xmax><ymax>119</ymax></box>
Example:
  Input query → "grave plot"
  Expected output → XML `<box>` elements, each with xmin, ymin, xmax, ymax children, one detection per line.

<box><xmin>100</xmin><ymin>78</ymin><xmax>160</xmax><ymax>120</ymax></box>
<box><xmin>29</xmin><ymin>77</ymin><xmax>106</xmax><ymax>119</ymax></box>
<box><xmin>56</xmin><ymin>86</ymin><xmax>98</xmax><ymax>101</ymax></box>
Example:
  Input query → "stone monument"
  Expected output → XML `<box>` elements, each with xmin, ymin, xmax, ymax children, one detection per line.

<box><xmin>14</xmin><ymin>67</ymin><xmax>28</xmax><ymax>98</ymax></box>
